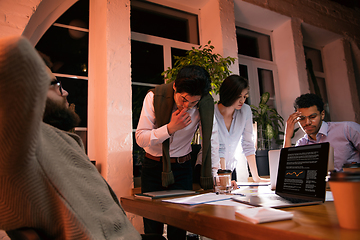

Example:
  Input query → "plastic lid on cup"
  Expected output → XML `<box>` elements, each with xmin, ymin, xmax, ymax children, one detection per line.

<box><xmin>342</xmin><ymin>162</ymin><xmax>360</xmax><ymax>169</ymax></box>
<box><xmin>217</xmin><ymin>169</ymin><xmax>232</xmax><ymax>175</ymax></box>
<box><xmin>329</xmin><ymin>170</ymin><xmax>360</xmax><ymax>182</ymax></box>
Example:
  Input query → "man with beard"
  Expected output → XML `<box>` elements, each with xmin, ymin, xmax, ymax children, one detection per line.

<box><xmin>0</xmin><ymin>36</ymin><xmax>145</xmax><ymax>239</ymax></box>
<box><xmin>42</xmin><ymin>68</ymin><xmax>81</xmax><ymax>132</ymax></box>
<box><xmin>283</xmin><ymin>93</ymin><xmax>360</xmax><ymax>171</ymax></box>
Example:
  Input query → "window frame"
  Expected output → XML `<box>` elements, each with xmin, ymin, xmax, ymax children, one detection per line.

<box><xmin>236</xmin><ymin>23</ymin><xmax>281</xmax><ymax>113</ymax></box>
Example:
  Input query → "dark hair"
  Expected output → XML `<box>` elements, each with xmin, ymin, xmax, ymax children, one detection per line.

<box><xmin>294</xmin><ymin>93</ymin><xmax>324</xmax><ymax>112</ymax></box>
<box><xmin>174</xmin><ymin>65</ymin><xmax>211</xmax><ymax>97</ymax></box>
<box><xmin>219</xmin><ymin>75</ymin><xmax>249</xmax><ymax>107</ymax></box>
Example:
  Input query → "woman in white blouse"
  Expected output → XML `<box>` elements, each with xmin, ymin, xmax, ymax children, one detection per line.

<box><xmin>216</xmin><ymin>75</ymin><xmax>268</xmax><ymax>182</ymax></box>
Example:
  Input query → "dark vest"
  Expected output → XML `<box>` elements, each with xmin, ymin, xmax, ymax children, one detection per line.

<box><xmin>151</xmin><ymin>83</ymin><xmax>214</xmax><ymax>189</ymax></box>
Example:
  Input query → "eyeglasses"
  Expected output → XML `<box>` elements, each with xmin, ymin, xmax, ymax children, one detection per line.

<box><xmin>50</xmin><ymin>78</ymin><xmax>63</xmax><ymax>96</ymax></box>
<box><xmin>179</xmin><ymin>94</ymin><xmax>200</xmax><ymax>110</ymax></box>
<box><xmin>298</xmin><ymin>113</ymin><xmax>318</xmax><ymax>122</ymax></box>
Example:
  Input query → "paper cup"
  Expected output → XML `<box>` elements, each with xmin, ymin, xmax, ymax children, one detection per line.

<box><xmin>329</xmin><ymin>171</ymin><xmax>360</xmax><ymax>230</ymax></box>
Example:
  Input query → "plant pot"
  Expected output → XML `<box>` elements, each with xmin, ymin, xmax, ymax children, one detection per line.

<box><xmin>255</xmin><ymin>150</ymin><xmax>270</xmax><ymax>176</ymax></box>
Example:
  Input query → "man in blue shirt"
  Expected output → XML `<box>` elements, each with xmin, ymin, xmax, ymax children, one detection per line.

<box><xmin>283</xmin><ymin>93</ymin><xmax>360</xmax><ymax>171</ymax></box>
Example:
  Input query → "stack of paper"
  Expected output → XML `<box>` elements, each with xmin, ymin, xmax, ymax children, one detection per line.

<box><xmin>235</xmin><ymin>207</ymin><xmax>293</xmax><ymax>224</ymax></box>
<box><xmin>162</xmin><ymin>193</ymin><xmax>232</xmax><ymax>205</ymax></box>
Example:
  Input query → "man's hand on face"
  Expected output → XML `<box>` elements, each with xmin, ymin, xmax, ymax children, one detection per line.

<box><xmin>167</xmin><ymin>108</ymin><xmax>192</xmax><ymax>135</ymax></box>
<box><xmin>284</xmin><ymin>112</ymin><xmax>301</xmax><ymax>147</ymax></box>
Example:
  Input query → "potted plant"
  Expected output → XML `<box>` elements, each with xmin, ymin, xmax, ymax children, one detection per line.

<box><xmin>162</xmin><ymin>40</ymin><xmax>236</xmax><ymax>95</ymax></box>
<box><xmin>250</xmin><ymin>92</ymin><xmax>284</xmax><ymax>176</ymax></box>
<box><xmin>251</xmin><ymin>92</ymin><xmax>285</xmax><ymax>150</ymax></box>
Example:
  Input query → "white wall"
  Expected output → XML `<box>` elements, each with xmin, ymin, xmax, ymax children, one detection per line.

<box><xmin>88</xmin><ymin>0</ymin><xmax>143</xmax><ymax>231</ymax></box>
<box><xmin>272</xmin><ymin>20</ymin><xmax>305</xmax><ymax>116</ymax></box>
<box><xmin>200</xmin><ymin>0</ymin><xmax>239</xmax><ymax>75</ymax></box>
<box><xmin>323</xmin><ymin>39</ymin><xmax>357</xmax><ymax>122</ymax></box>
<box><xmin>0</xmin><ymin>0</ymin><xmax>42</xmax><ymax>38</ymax></box>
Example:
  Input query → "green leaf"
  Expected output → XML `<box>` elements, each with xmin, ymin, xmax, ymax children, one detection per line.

<box><xmin>260</xmin><ymin>92</ymin><xmax>270</xmax><ymax>104</ymax></box>
<box><xmin>266</xmin><ymin>123</ymin><xmax>274</xmax><ymax>140</ymax></box>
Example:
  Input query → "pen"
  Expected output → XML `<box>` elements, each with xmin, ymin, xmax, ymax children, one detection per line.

<box><xmin>232</xmin><ymin>193</ymin><xmax>246</xmax><ymax>196</ymax></box>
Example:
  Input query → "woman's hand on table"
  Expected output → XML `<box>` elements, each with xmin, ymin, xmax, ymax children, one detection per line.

<box><xmin>252</xmin><ymin>176</ymin><xmax>270</xmax><ymax>182</ymax></box>
<box><xmin>231</xmin><ymin>180</ymin><xmax>238</xmax><ymax>190</ymax></box>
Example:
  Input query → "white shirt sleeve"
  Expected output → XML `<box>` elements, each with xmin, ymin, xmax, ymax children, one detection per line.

<box><xmin>135</xmin><ymin>91</ymin><xmax>171</xmax><ymax>148</ymax></box>
<box><xmin>241</xmin><ymin>106</ymin><xmax>256</xmax><ymax>156</ymax></box>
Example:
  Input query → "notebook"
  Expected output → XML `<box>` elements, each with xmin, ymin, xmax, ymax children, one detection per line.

<box><xmin>232</xmin><ymin>143</ymin><xmax>331</xmax><ymax>208</ymax></box>
<box><xmin>135</xmin><ymin>190</ymin><xmax>196</xmax><ymax>200</ymax></box>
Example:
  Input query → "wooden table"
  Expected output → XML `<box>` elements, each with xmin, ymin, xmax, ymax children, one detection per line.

<box><xmin>121</xmin><ymin>192</ymin><xmax>360</xmax><ymax>240</ymax></box>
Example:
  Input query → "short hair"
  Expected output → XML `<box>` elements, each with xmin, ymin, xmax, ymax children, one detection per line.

<box><xmin>294</xmin><ymin>93</ymin><xmax>324</xmax><ymax>112</ymax></box>
<box><xmin>219</xmin><ymin>75</ymin><xmax>249</xmax><ymax>107</ymax></box>
<box><xmin>174</xmin><ymin>65</ymin><xmax>211</xmax><ymax>97</ymax></box>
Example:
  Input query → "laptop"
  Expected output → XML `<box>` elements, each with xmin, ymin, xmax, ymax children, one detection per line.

<box><xmin>268</xmin><ymin>149</ymin><xmax>281</xmax><ymax>190</ymax></box>
<box><xmin>232</xmin><ymin>143</ymin><xmax>331</xmax><ymax>208</ymax></box>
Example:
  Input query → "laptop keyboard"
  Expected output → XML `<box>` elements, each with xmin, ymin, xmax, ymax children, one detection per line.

<box><xmin>280</xmin><ymin>196</ymin><xmax>314</xmax><ymax>203</ymax></box>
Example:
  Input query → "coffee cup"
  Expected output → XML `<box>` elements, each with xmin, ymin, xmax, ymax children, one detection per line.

<box><xmin>329</xmin><ymin>170</ymin><xmax>360</xmax><ymax>230</ymax></box>
<box><xmin>214</xmin><ymin>169</ymin><xmax>232</xmax><ymax>194</ymax></box>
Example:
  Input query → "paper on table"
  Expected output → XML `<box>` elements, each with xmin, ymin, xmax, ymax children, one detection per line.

<box><xmin>206</xmin><ymin>199</ymin><xmax>252</xmax><ymax>207</ymax></box>
<box><xmin>325</xmin><ymin>191</ymin><xmax>333</xmax><ymax>201</ymax></box>
<box><xmin>237</xmin><ymin>182</ymin><xmax>270</xmax><ymax>186</ymax></box>
<box><xmin>162</xmin><ymin>193</ymin><xmax>232</xmax><ymax>205</ymax></box>
<box><xmin>235</xmin><ymin>207</ymin><xmax>293</xmax><ymax>224</ymax></box>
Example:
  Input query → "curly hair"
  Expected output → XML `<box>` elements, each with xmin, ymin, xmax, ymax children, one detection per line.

<box><xmin>294</xmin><ymin>93</ymin><xmax>324</xmax><ymax>112</ymax></box>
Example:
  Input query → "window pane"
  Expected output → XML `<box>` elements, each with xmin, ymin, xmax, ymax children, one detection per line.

<box><xmin>133</xmin><ymin>132</ymin><xmax>145</xmax><ymax>180</ymax></box>
<box><xmin>304</xmin><ymin>46</ymin><xmax>323</xmax><ymax>72</ymax></box>
<box><xmin>236</xmin><ymin>27</ymin><xmax>272</xmax><ymax>61</ymax></box>
<box><xmin>258</xmin><ymin>68</ymin><xmax>276</xmax><ymax>109</ymax></box>
<box><xmin>55</xmin><ymin>0</ymin><xmax>89</xmax><ymax>26</ymax></box>
<box><xmin>316</xmin><ymin>77</ymin><xmax>328</xmax><ymax>104</ymax></box>
<box><xmin>171</xmin><ymin>48</ymin><xmax>188</xmax><ymax>67</ymax></box>
<box><xmin>132</xmin><ymin>85</ymin><xmax>153</xmax><ymax>129</ymax></box>
<box><xmin>60</xmin><ymin>77</ymin><xmax>88</xmax><ymax>128</ymax></box>
<box><xmin>131</xmin><ymin>1</ymin><xmax>198</xmax><ymax>44</ymax></box>
<box><xmin>239</xmin><ymin>64</ymin><xmax>250</xmax><ymax>105</ymax></box>
<box><xmin>239</xmin><ymin>64</ymin><xmax>249</xmax><ymax>79</ymax></box>
<box><xmin>131</xmin><ymin>40</ymin><xmax>164</xmax><ymax>85</ymax></box>
<box><xmin>315</xmin><ymin>77</ymin><xmax>331</xmax><ymax>121</ymax></box>
<box><xmin>36</xmin><ymin>26</ymin><xmax>88</xmax><ymax>77</ymax></box>
<box><xmin>309</xmin><ymin>77</ymin><xmax>330</xmax><ymax>118</ymax></box>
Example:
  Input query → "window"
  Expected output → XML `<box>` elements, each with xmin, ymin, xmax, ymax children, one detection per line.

<box><xmin>236</xmin><ymin>27</ymin><xmax>272</xmax><ymax>61</ymax></box>
<box><xmin>35</xmin><ymin>0</ymin><xmax>89</xmax><ymax>151</ymax></box>
<box><xmin>131</xmin><ymin>0</ymin><xmax>199</xmax><ymax>44</ymax></box>
<box><xmin>236</xmin><ymin>26</ymin><xmax>280</xmax><ymax>111</ymax></box>
<box><xmin>304</xmin><ymin>46</ymin><xmax>330</xmax><ymax>120</ymax></box>
<box><xmin>131</xmin><ymin>1</ymin><xmax>199</xmax><ymax>184</ymax></box>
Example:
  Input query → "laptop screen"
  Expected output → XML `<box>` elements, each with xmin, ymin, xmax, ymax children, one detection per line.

<box><xmin>276</xmin><ymin>143</ymin><xmax>329</xmax><ymax>199</ymax></box>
